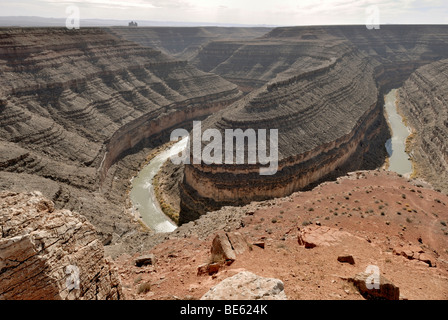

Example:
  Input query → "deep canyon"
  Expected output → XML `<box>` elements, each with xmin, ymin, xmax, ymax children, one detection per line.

<box><xmin>1</xmin><ymin>25</ymin><xmax>448</xmax><ymax>300</ymax></box>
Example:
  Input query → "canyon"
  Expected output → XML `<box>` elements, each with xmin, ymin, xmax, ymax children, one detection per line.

<box><xmin>179</xmin><ymin>25</ymin><xmax>448</xmax><ymax>222</ymax></box>
<box><xmin>0</xmin><ymin>27</ymin><xmax>241</xmax><ymax>244</ymax></box>
<box><xmin>1</xmin><ymin>25</ymin><xmax>448</xmax><ymax>300</ymax></box>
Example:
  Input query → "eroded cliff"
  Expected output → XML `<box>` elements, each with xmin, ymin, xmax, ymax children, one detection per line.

<box><xmin>397</xmin><ymin>59</ymin><xmax>448</xmax><ymax>192</ymax></box>
<box><xmin>179</xmin><ymin>40</ymin><xmax>389</xmax><ymax>222</ymax></box>
<box><xmin>0</xmin><ymin>191</ymin><xmax>122</xmax><ymax>300</ymax></box>
<box><xmin>0</xmin><ymin>27</ymin><xmax>241</xmax><ymax>240</ymax></box>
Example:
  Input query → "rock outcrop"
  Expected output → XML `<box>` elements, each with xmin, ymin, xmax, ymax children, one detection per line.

<box><xmin>0</xmin><ymin>191</ymin><xmax>122</xmax><ymax>300</ymax></box>
<box><xmin>200</xmin><ymin>271</ymin><xmax>287</xmax><ymax>300</ymax></box>
<box><xmin>348</xmin><ymin>272</ymin><xmax>400</xmax><ymax>300</ymax></box>
<box><xmin>397</xmin><ymin>59</ymin><xmax>448</xmax><ymax>193</ymax></box>
<box><xmin>297</xmin><ymin>226</ymin><xmax>352</xmax><ymax>249</ymax></box>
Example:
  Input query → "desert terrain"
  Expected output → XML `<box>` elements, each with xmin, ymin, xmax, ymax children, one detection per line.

<box><xmin>0</xmin><ymin>25</ymin><xmax>447</xmax><ymax>300</ymax></box>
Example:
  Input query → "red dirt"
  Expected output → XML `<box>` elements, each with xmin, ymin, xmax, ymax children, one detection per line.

<box><xmin>114</xmin><ymin>170</ymin><xmax>448</xmax><ymax>300</ymax></box>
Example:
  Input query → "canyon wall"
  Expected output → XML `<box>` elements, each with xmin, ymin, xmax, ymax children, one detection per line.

<box><xmin>179</xmin><ymin>25</ymin><xmax>448</xmax><ymax>222</ymax></box>
<box><xmin>108</xmin><ymin>27</ymin><xmax>271</xmax><ymax>60</ymax></box>
<box><xmin>397</xmin><ymin>59</ymin><xmax>448</xmax><ymax>192</ymax></box>
<box><xmin>192</xmin><ymin>25</ymin><xmax>448</xmax><ymax>93</ymax></box>
<box><xmin>179</xmin><ymin>40</ymin><xmax>388</xmax><ymax>222</ymax></box>
<box><xmin>0</xmin><ymin>191</ymin><xmax>122</xmax><ymax>300</ymax></box>
<box><xmin>0</xmin><ymin>28</ymin><xmax>241</xmax><ymax>238</ymax></box>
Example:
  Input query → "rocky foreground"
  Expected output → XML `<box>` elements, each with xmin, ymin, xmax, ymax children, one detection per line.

<box><xmin>0</xmin><ymin>191</ymin><xmax>122</xmax><ymax>299</ymax></box>
<box><xmin>115</xmin><ymin>170</ymin><xmax>448</xmax><ymax>300</ymax></box>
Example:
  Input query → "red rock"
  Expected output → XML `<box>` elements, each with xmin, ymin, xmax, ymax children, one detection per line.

<box><xmin>253</xmin><ymin>241</ymin><xmax>265</xmax><ymax>249</ymax></box>
<box><xmin>348</xmin><ymin>272</ymin><xmax>400</xmax><ymax>300</ymax></box>
<box><xmin>197</xmin><ymin>263</ymin><xmax>220</xmax><ymax>276</ymax></box>
<box><xmin>210</xmin><ymin>231</ymin><xmax>249</xmax><ymax>264</ymax></box>
<box><xmin>337</xmin><ymin>255</ymin><xmax>355</xmax><ymax>265</ymax></box>
<box><xmin>297</xmin><ymin>226</ymin><xmax>352</xmax><ymax>249</ymax></box>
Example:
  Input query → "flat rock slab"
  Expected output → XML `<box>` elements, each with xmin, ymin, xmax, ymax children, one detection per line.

<box><xmin>298</xmin><ymin>225</ymin><xmax>352</xmax><ymax>248</ymax></box>
<box><xmin>201</xmin><ymin>271</ymin><xmax>287</xmax><ymax>300</ymax></box>
<box><xmin>393</xmin><ymin>245</ymin><xmax>436</xmax><ymax>267</ymax></box>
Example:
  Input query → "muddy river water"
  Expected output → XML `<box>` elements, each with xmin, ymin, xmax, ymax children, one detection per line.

<box><xmin>129</xmin><ymin>137</ymin><xmax>188</xmax><ymax>233</ymax></box>
<box><xmin>384</xmin><ymin>89</ymin><xmax>413</xmax><ymax>175</ymax></box>
<box><xmin>130</xmin><ymin>89</ymin><xmax>412</xmax><ymax>232</ymax></box>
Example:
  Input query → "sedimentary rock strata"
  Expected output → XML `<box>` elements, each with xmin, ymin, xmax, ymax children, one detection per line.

<box><xmin>179</xmin><ymin>25</ymin><xmax>448</xmax><ymax>222</ymax></box>
<box><xmin>193</xmin><ymin>25</ymin><xmax>448</xmax><ymax>92</ymax></box>
<box><xmin>109</xmin><ymin>27</ymin><xmax>271</xmax><ymax>60</ymax></box>
<box><xmin>0</xmin><ymin>191</ymin><xmax>122</xmax><ymax>300</ymax></box>
<box><xmin>397</xmin><ymin>59</ymin><xmax>448</xmax><ymax>192</ymax></box>
<box><xmin>0</xmin><ymin>27</ymin><xmax>241</xmax><ymax>238</ymax></box>
<box><xmin>179</xmin><ymin>40</ymin><xmax>388</xmax><ymax>222</ymax></box>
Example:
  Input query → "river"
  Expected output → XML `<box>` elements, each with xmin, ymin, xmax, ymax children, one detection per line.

<box><xmin>129</xmin><ymin>137</ymin><xmax>188</xmax><ymax>233</ymax></box>
<box><xmin>384</xmin><ymin>89</ymin><xmax>413</xmax><ymax>175</ymax></box>
<box><xmin>129</xmin><ymin>90</ymin><xmax>411</xmax><ymax>232</ymax></box>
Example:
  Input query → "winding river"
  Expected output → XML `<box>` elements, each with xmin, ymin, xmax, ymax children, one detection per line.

<box><xmin>129</xmin><ymin>137</ymin><xmax>188</xmax><ymax>233</ymax></box>
<box><xmin>384</xmin><ymin>89</ymin><xmax>413</xmax><ymax>175</ymax></box>
<box><xmin>130</xmin><ymin>89</ymin><xmax>412</xmax><ymax>233</ymax></box>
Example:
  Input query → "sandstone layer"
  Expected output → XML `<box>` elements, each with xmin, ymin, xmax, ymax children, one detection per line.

<box><xmin>192</xmin><ymin>25</ymin><xmax>448</xmax><ymax>93</ymax></box>
<box><xmin>0</xmin><ymin>27</ymin><xmax>241</xmax><ymax>240</ymax></box>
<box><xmin>397</xmin><ymin>59</ymin><xmax>448</xmax><ymax>193</ymax></box>
<box><xmin>0</xmin><ymin>191</ymin><xmax>122</xmax><ymax>300</ymax></box>
<box><xmin>179</xmin><ymin>25</ymin><xmax>448</xmax><ymax>223</ymax></box>
<box><xmin>180</xmin><ymin>38</ymin><xmax>388</xmax><ymax>222</ymax></box>
<box><xmin>108</xmin><ymin>27</ymin><xmax>271</xmax><ymax>60</ymax></box>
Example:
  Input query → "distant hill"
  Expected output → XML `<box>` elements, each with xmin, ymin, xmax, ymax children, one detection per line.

<box><xmin>0</xmin><ymin>16</ymin><xmax>277</xmax><ymax>28</ymax></box>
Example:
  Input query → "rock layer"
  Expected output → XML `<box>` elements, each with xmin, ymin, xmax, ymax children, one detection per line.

<box><xmin>0</xmin><ymin>191</ymin><xmax>122</xmax><ymax>300</ymax></box>
<box><xmin>193</xmin><ymin>25</ymin><xmax>448</xmax><ymax>93</ymax></box>
<box><xmin>179</xmin><ymin>25</ymin><xmax>448</xmax><ymax>222</ymax></box>
<box><xmin>109</xmin><ymin>27</ymin><xmax>271</xmax><ymax>60</ymax></box>
<box><xmin>0</xmin><ymin>28</ymin><xmax>241</xmax><ymax>238</ymax></box>
<box><xmin>179</xmin><ymin>40</ymin><xmax>388</xmax><ymax>222</ymax></box>
<box><xmin>397</xmin><ymin>59</ymin><xmax>448</xmax><ymax>192</ymax></box>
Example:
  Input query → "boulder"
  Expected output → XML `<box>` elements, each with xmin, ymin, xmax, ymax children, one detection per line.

<box><xmin>210</xmin><ymin>231</ymin><xmax>249</xmax><ymax>264</ymax></box>
<box><xmin>348</xmin><ymin>272</ymin><xmax>400</xmax><ymax>300</ymax></box>
<box><xmin>0</xmin><ymin>191</ymin><xmax>122</xmax><ymax>300</ymax></box>
<box><xmin>337</xmin><ymin>255</ymin><xmax>355</xmax><ymax>265</ymax></box>
<box><xmin>201</xmin><ymin>271</ymin><xmax>287</xmax><ymax>300</ymax></box>
<box><xmin>135</xmin><ymin>254</ymin><xmax>157</xmax><ymax>267</ymax></box>
<box><xmin>393</xmin><ymin>245</ymin><xmax>436</xmax><ymax>267</ymax></box>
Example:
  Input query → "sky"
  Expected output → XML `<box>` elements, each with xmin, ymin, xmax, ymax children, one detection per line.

<box><xmin>1</xmin><ymin>0</ymin><xmax>448</xmax><ymax>26</ymax></box>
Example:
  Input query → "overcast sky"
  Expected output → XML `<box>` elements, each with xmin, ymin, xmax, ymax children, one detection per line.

<box><xmin>1</xmin><ymin>0</ymin><xmax>448</xmax><ymax>26</ymax></box>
